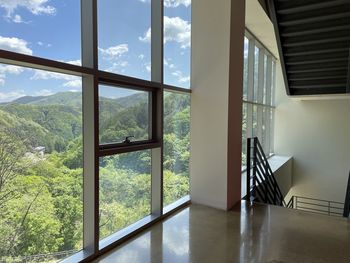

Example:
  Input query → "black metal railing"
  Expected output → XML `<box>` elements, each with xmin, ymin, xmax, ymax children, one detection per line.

<box><xmin>343</xmin><ymin>173</ymin><xmax>350</xmax><ymax>218</ymax></box>
<box><xmin>245</xmin><ymin>137</ymin><xmax>350</xmax><ymax>219</ymax></box>
<box><xmin>287</xmin><ymin>196</ymin><xmax>344</xmax><ymax>217</ymax></box>
<box><xmin>246</xmin><ymin>137</ymin><xmax>286</xmax><ymax>207</ymax></box>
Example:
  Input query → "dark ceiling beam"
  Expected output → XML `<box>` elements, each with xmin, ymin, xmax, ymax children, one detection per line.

<box><xmin>291</xmin><ymin>87</ymin><xmax>346</xmax><ymax>95</ymax></box>
<box><xmin>290</xmin><ymin>79</ymin><xmax>347</xmax><ymax>87</ymax></box>
<box><xmin>286</xmin><ymin>51</ymin><xmax>348</xmax><ymax>63</ymax></box>
<box><xmin>277</xmin><ymin>0</ymin><xmax>349</xmax><ymax>15</ymax></box>
<box><xmin>286</xmin><ymin>57</ymin><xmax>348</xmax><ymax>66</ymax></box>
<box><xmin>289</xmin><ymin>71</ymin><xmax>347</xmax><ymax>81</ymax></box>
<box><xmin>347</xmin><ymin>48</ymin><xmax>350</xmax><ymax>93</ymax></box>
<box><xmin>285</xmin><ymin>48</ymin><xmax>349</xmax><ymax>57</ymax></box>
<box><xmin>282</xmin><ymin>24</ymin><xmax>350</xmax><ymax>37</ymax></box>
<box><xmin>281</xmin><ymin>18</ymin><xmax>350</xmax><ymax>37</ymax></box>
<box><xmin>266</xmin><ymin>0</ymin><xmax>290</xmax><ymax>95</ymax></box>
<box><xmin>268</xmin><ymin>0</ymin><xmax>350</xmax><ymax>96</ymax></box>
<box><xmin>288</xmin><ymin>67</ymin><xmax>348</xmax><ymax>74</ymax></box>
<box><xmin>283</xmin><ymin>36</ymin><xmax>350</xmax><ymax>48</ymax></box>
<box><xmin>279</xmin><ymin>12</ymin><xmax>350</xmax><ymax>27</ymax></box>
<box><xmin>290</xmin><ymin>84</ymin><xmax>346</xmax><ymax>89</ymax></box>
<box><xmin>290</xmin><ymin>75</ymin><xmax>347</xmax><ymax>81</ymax></box>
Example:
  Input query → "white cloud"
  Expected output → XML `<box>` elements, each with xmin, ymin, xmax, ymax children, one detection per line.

<box><xmin>0</xmin><ymin>65</ymin><xmax>24</xmax><ymax>75</ymax></box>
<box><xmin>0</xmin><ymin>90</ymin><xmax>26</xmax><ymax>102</ymax></box>
<box><xmin>12</xmin><ymin>14</ymin><xmax>24</xmax><ymax>23</ymax></box>
<box><xmin>139</xmin><ymin>28</ymin><xmax>151</xmax><ymax>43</ymax></box>
<box><xmin>103</xmin><ymin>61</ymin><xmax>129</xmax><ymax>74</ymax></box>
<box><xmin>0</xmin><ymin>65</ymin><xmax>24</xmax><ymax>86</ymax></box>
<box><xmin>138</xmin><ymin>54</ymin><xmax>145</xmax><ymax>60</ymax></box>
<box><xmin>145</xmin><ymin>62</ymin><xmax>151</xmax><ymax>73</ymax></box>
<box><xmin>37</xmin><ymin>41</ymin><xmax>52</xmax><ymax>48</ymax></box>
<box><xmin>63</xmin><ymin>79</ymin><xmax>82</xmax><ymax>88</ymax></box>
<box><xmin>0</xmin><ymin>0</ymin><xmax>56</xmax><ymax>18</ymax></box>
<box><xmin>31</xmin><ymin>70</ymin><xmax>74</xmax><ymax>81</ymax></box>
<box><xmin>140</xmin><ymin>16</ymin><xmax>191</xmax><ymax>49</ymax></box>
<box><xmin>139</xmin><ymin>0</ymin><xmax>191</xmax><ymax>7</ymax></box>
<box><xmin>65</xmin><ymin>59</ymin><xmax>81</xmax><ymax>66</ymax></box>
<box><xmin>98</xmin><ymin>44</ymin><xmax>129</xmax><ymax>60</ymax></box>
<box><xmin>0</xmin><ymin>36</ymin><xmax>33</xmax><ymax>55</ymax></box>
<box><xmin>164</xmin><ymin>0</ymin><xmax>191</xmax><ymax>8</ymax></box>
<box><xmin>31</xmin><ymin>66</ymin><xmax>82</xmax><ymax>88</ymax></box>
<box><xmin>164</xmin><ymin>58</ymin><xmax>175</xmax><ymax>69</ymax></box>
<box><xmin>99</xmin><ymin>45</ymin><xmax>129</xmax><ymax>73</ymax></box>
<box><xmin>172</xmin><ymin>70</ymin><xmax>190</xmax><ymax>84</ymax></box>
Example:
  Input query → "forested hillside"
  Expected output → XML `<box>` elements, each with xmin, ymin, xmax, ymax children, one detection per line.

<box><xmin>0</xmin><ymin>91</ymin><xmax>190</xmax><ymax>262</ymax></box>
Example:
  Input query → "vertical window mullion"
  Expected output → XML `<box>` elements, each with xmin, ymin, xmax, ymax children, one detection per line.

<box><xmin>246</xmin><ymin>38</ymin><xmax>255</xmax><ymax>138</ymax></box>
<box><xmin>271</xmin><ymin>60</ymin><xmax>276</xmax><ymax>154</ymax></box>
<box><xmin>265</xmin><ymin>56</ymin><xmax>272</xmax><ymax>154</ymax></box>
<box><xmin>257</xmin><ymin>48</ymin><xmax>264</xmax><ymax>143</ymax></box>
<box><xmin>272</xmin><ymin>60</ymin><xmax>277</xmax><ymax>106</ymax></box>
<box><xmin>81</xmin><ymin>0</ymin><xmax>99</xmax><ymax>254</ymax></box>
<box><xmin>151</xmin><ymin>0</ymin><xmax>163</xmax><ymax>216</ymax></box>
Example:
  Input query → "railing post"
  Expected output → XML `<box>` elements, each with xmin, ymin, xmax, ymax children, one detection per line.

<box><xmin>273</xmin><ymin>182</ymin><xmax>277</xmax><ymax>205</ymax></box>
<box><xmin>343</xmin><ymin>172</ymin><xmax>350</xmax><ymax>217</ymax></box>
<box><xmin>246</xmin><ymin>138</ymin><xmax>251</xmax><ymax>203</ymax></box>
<box><xmin>252</xmin><ymin>138</ymin><xmax>257</xmax><ymax>201</ymax></box>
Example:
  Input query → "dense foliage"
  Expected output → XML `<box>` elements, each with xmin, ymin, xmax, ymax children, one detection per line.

<box><xmin>0</xmin><ymin>91</ymin><xmax>190</xmax><ymax>262</ymax></box>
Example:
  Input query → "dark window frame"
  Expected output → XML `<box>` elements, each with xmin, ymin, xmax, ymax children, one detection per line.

<box><xmin>0</xmin><ymin>0</ymin><xmax>192</xmax><ymax>262</ymax></box>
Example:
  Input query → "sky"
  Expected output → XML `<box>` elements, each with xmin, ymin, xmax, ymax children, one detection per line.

<box><xmin>0</xmin><ymin>0</ymin><xmax>191</xmax><ymax>103</ymax></box>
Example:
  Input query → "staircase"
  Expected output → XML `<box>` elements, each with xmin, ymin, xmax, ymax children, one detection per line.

<box><xmin>245</xmin><ymin>137</ymin><xmax>349</xmax><ymax>218</ymax></box>
<box><xmin>266</xmin><ymin>0</ymin><xmax>350</xmax><ymax>96</ymax></box>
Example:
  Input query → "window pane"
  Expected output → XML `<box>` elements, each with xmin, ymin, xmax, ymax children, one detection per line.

<box><xmin>98</xmin><ymin>0</ymin><xmax>151</xmax><ymax>80</ymax></box>
<box><xmin>252</xmin><ymin>105</ymin><xmax>258</xmax><ymax>138</ymax></box>
<box><xmin>242</xmin><ymin>103</ymin><xmax>247</xmax><ymax>168</ymax></box>
<box><xmin>0</xmin><ymin>64</ymin><xmax>82</xmax><ymax>261</ymax></box>
<box><xmin>99</xmin><ymin>85</ymin><xmax>150</xmax><ymax>145</ymax></box>
<box><xmin>164</xmin><ymin>1</ymin><xmax>191</xmax><ymax>88</ymax></box>
<box><xmin>270</xmin><ymin>108</ymin><xmax>275</xmax><ymax>155</ymax></box>
<box><xmin>163</xmin><ymin>91</ymin><xmax>190</xmax><ymax>207</ymax></box>
<box><xmin>243</xmin><ymin>37</ymin><xmax>249</xmax><ymax>101</ymax></box>
<box><xmin>0</xmin><ymin>1</ymin><xmax>81</xmax><ymax>63</ymax></box>
<box><xmin>262</xmin><ymin>107</ymin><xmax>267</xmax><ymax>152</ymax></box>
<box><xmin>263</xmin><ymin>54</ymin><xmax>268</xmax><ymax>104</ymax></box>
<box><xmin>99</xmin><ymin>150</ymin><xmax>151</xmax><ymax>240</ymax></box>
<box><xmin>253</xmin><ymin>47</ymin><xmax>259</xmax><ymax>103</ymax></box>
<box><xmin>272</xmin><ymin>60</ymin><xmax>276</xmax><ymax>106</ymax></box>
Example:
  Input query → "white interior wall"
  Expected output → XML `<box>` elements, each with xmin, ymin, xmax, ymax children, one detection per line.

<box><xmin>190</xmin><ymin>0</ymin><xmax>231</xmax><ymax>209</ymax></box>
<box><xmin>275</xmin><ymin>64</ymin><xmax>350</xmax><ymax>203</ymax></box>
<box><xmin>190</xmin><ymin>0</ymin><xmax>244</xmax><ymax>210</ymax></box>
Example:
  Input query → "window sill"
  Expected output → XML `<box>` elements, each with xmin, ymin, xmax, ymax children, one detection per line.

<box><xmin>62</xmin><ymin>196</ymin><xmax>191</xmax><ymax>263</ymax></box>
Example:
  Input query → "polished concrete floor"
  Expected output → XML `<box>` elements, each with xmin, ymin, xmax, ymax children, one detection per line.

<box><xmin>94</xmin><ymin>202</ymin><xmax>350</xmax><ymax>263</ymax></box>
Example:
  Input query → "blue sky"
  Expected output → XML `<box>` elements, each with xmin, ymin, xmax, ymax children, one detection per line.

<box><xmin>0</xmin><ymin>0</ymin><xmax>191</xmax><ymax>103</ymax></box>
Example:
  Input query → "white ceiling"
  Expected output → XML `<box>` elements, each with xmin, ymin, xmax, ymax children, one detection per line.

<box><xmin>245</xmin><ymin>0</ymin><xmax>279</xmax><ymax>59</ymax></box>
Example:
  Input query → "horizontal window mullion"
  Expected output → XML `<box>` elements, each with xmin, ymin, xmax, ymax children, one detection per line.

<box><xmin>163</xmin><ymin>84</ymin><xmax>192</xmax><ymax>94</ymax></box>
<box><xmin>98</xmin><ymin>141</ymin><xmax>161</xmax><ymax>157</ymax></box>
<box><xmin>98</xmin><ymin>70</ymin><xmax>162</xmax><ymax>91</ymax></box>
<box><xmin>0</xmin><ymin>49</ymin><xmax>93</xmax><ymax>76</ymax></box>
<box><xmin>243</xmin><ymin>100</ymin><xmax>275</xmax><ymax>109</ymax></box>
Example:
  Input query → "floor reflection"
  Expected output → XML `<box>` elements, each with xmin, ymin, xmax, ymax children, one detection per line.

<box><xmin>95</xmin><ymin>202</ymin><xmax>350</xmax><ymax>263</ymax></box>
